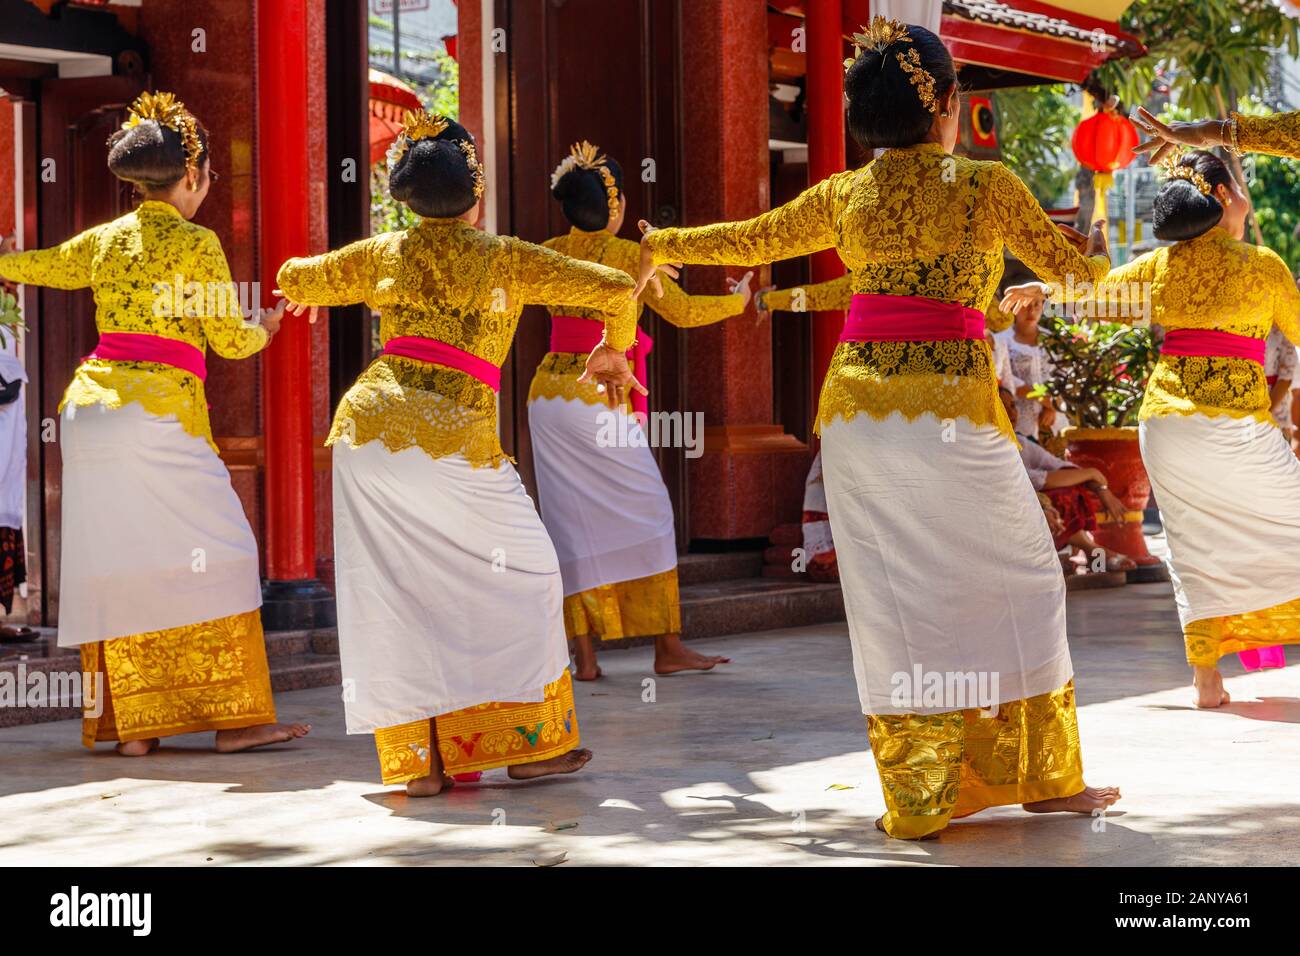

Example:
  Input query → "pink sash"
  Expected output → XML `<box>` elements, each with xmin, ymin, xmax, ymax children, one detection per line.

<box><xmin>1238</xmin><ymin>645</ymin><xmax>1286</xmax><ymax>672</ymax></box>
<box><xmin>549</xmin><ymin>315</ymin><xmax>654</xmax><ymax>417</ymax></box>
<box><xmin>85</xmin><ymin>332</ymin><xmax>207</xmax><ymax>381</ymax></box>
<box><xmin>1161</xmin><ymin>328</ymin><xmax>1265</xmax><ymax>364</ymax></box>
<box><xmin>381</xmin><ymin>336</ymin><xmax>502</xmax><ymax>392</ymax></box>
<box><xmin>840</xmin><ymin>293</ymin><xmax>986</xmax><ymax>342</ymax></box>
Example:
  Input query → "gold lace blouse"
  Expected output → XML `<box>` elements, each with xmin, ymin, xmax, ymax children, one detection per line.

<box><xmin>1075</xmin><ymin>227</ymin><xmax>1300</xmax><ymax>424</ymax></box>
<box><xmin>275</xmin><ymin>218</ymin><xmax>636</xmax><ymax>466</ymax></box>
<box><xmin>529</xmin><ymin>228</ymin><xmax>744</xmax><ymax>406</ymax></box>
<box><xmin>0</xmin><ymin>200</ymin><xmax>267</xmax><ymax>451</ymax></box>
<box><xmin>645</xmin><ymin>145</ymin><xmax>1108</xmax><ymax>439</ymax></box>
<box><xmin>1233</xmin><ymin>110</ymin><xmax>1300</xmax><ymax>159</ymax></box>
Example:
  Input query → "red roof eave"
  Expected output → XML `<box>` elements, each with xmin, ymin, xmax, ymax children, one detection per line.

<box><xmin>941</xmin><ymin>14</ymin><xmax>1142</xmax><ymax>84</ymax></box>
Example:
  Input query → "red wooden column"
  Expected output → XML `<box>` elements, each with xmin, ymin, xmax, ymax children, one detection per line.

<box><xmin>256</xmin><ymin>0</ymin><xmax>335</xmax><ymax>629</ymax></box>
<box><xmin>805</xmin><ymin>0</ymin><xmax>848</xmax><ymax>413</ymax></box>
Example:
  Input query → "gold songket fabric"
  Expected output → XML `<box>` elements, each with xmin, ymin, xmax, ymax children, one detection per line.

<box><xmin>1184</xmin><ymin>596</ymin><xmax>1300</xmax><ymax>667</ymax></box>
<box><xmin>564</xmin><ymin>568</ymin><xmax>681</xmax><ymax>641</ymax></box>
<box><xmin>276</xmin><ymin>219</ymin><xmax>636</xmax><ymax>467</ymax></box>
<box><xmin>1079</xmin><ymin>228</ymin><xmax>1300</xmax><ymax>425</ymax></box>
<box><xmin>373</xmin><ymin>671</ymin><xmax>579</xmax><ymax>784</ymax></box>
<box><xmin>865</xmin><ymin>681</ymin><xmax>1084</xmax><ymax>840</ymax></box>
<box><xmin>0</xmin><ymin>201</ymin><xmax>268</xmax><ymax>452</ymax></box>
<box><xmin>645</xmin><ymin>144</ymin><xmax>1108</xmax><ymax>443</ymax></box>
<box><xmin>80</xmin><ymin>609</ymin><xmax>276</xmax><ymax>746</ymax></box>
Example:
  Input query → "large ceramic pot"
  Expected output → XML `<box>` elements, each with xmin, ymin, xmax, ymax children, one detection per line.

<box><xmin>1062</xmin><ymin>426</ymin><xmax>1161</xmax><ymax>567</ymax></box>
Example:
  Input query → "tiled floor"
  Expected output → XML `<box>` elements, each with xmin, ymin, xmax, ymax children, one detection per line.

<box><xmin>2</xmin><ymin>580</ymin><xmax>1298</xmax><ymax>866</ymax></box>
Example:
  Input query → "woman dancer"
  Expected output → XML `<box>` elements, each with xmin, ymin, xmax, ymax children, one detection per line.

<box><xmin>1004</xmin><ymin>151</ymin><xmax>1300</xmax><ymax>707</ymax></box>
<box><xmin>275</xmin><ymin>113</ymin><xmax>639</xmax><ymax>796</ymax></box>
<box><xmin>633</xmin><ymin>18</ymin><xmax>1120</xmax><ymax>839</ymax></box>
<box><xmin>0</xmin><ymin>92</ymin><xmax>308</xmax><ymax>755</ymax></box>
<box><xmin>532</xmin><ymin>141</ymin><xmax>751</xmax><ymax>680</ymax></box>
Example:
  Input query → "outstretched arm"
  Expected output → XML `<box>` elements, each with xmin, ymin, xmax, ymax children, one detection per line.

<box><xmin>989</xmin><ymin>164</ymin><xmax>1110</xmax><ymax>291</ymax></box>
<box><xmin>508</xmin><ymin>239</ymin><xmax>636</xmax><ymax>348</ymax></box>
<box><xmin>0</xmin><ymin>227</ymin><xmax>99</xmax><ymax>290</ymax></box>
<box><xmin>761</xmin><ymin>274</ymin><xmax>852</xmax><ymax>314</ymax></box>
<box><xmin>194</xmin><ymin>232</ymin><xmax>269</xmax><ymax>359</ymax></box>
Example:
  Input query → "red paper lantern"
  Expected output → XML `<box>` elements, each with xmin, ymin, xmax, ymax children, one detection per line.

<box><xmin>1071</xmin><ymin>111</ymin><xmax>1139</xmax><ymax>173</ymax></box>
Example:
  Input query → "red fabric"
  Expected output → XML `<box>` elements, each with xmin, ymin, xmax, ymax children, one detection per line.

<box><xmin>840</xmin><ymin>293</ymin><xmax>985</xmax><ymax>342</ymax></box>
<box><xmin>381</xmin><ymin>336</ymin><xmax>502</xmax><ymax>392</ymax></box>
<box><xmin>1044</xmin><ymin>486</ymin><xmax>1098</xmax><ymax>551</ymax></box>
<box><xmin>86</xmin><ymin>332</ymin><xmax>207</xmax><ymax>382</ymax></box>
<box><xmin>549</xmin><ymin>315</ymin><xmax>653</xmax><ymax>418</ymax></box>
<box><xmin>1161</xmin><ymin>328</ymin><xmax>1265</xmax><ymax>364</ymax></box>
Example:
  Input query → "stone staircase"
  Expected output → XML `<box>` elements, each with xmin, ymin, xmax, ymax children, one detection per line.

<box><xmin>0</xmin><ymin>551</ymin><xmax>845</xmax><ymax>728</ymax></box>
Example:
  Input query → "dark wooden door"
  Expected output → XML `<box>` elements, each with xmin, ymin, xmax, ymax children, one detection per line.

<box><xmin>496</xmin><ymin>0</ymin><xmax>687</xmax><ymax>546</ymax></box>
<box><xmin>32</xmin><ymin>75</ymin><xmax>144</xmax><ymax>625</ymax></box>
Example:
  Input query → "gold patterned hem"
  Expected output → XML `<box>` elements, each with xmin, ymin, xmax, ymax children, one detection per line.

<box><xmin>564</xmin><ymin>568</ymin><xmax>681</xmax><ymax>641</ymax></box>
<box><xmin>1184</xmin><ymin>596</ymin><xmax>1300</xmax><ymax>667</ymax></box>
<box><xmin>80</xmin><ymin>608</ymin><xmax>275</xmax><ymax>747</ymax></box>
<box><xmin>374</xmin><ymin>671</ymin><xmax>579</xmax><ymax>784</ymax></box>
<box><xmin>816</xmin><ymin>340</ymin><xmax>1017</xmax><ymax>444</ymax></box>
<box><xmin>866</xmin><ymin>681</ymin><xmax>1083</xmax><ymax>840</ymax></box>
<box><xmin>61</xmin><ymin>363</ymin><xmax>216</xmax><ymax>453</ymax></box>
<box><xmin>329</xmin><ymin>356</ymin><xmax>513</xmax><ymax>469</ymax></box>
<box><xmin>527</xmin><ymin>352</ymin><xmax>608</xmax><ymax>407</ymax></box>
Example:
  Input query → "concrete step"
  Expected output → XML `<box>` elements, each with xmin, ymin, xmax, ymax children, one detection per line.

<box><xmin>675</xmin><ymin>551</ymin><xmax>764</xmax><ymax>585</ymax></box>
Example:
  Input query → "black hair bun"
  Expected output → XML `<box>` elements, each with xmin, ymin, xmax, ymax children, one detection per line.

<box><xmin>106</xmin><ymin>119</ymin><xmax>207</xmax><ymax>189</ymax></box>
<box><xmin>388</xmin><ymin>118</ymin><xmax>480</xmax><ymax>219</ymax></box>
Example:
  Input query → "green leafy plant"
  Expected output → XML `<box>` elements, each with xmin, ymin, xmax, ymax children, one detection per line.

<box><xmin>996</xmin><ymin>85</ymin><xmax>1081</xmax><ymax>207</ymax></box>
<box><xmin>0</xmin><ymin>289</ymin><xmax>24</xmax><ymax>348</ymax></box>
<box><xmin>1095</xmin><ymin>0</ymin><xmax>1300</xmax><ymax>116</ymax></box>
<box><xmin>1038</xmin><ymin>315</ymin><xmax>1158</xmax><ymax>428</ymax></box>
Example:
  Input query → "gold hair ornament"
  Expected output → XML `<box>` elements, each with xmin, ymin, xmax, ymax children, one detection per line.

<box><xmin>121</xmin><ymin>91</ymin><xmax>203</xmax><ymax>190</ymax></box>
<box><xmin>386</xmin><ymin>109</ymin><xmax>450</xmax><ymax>170</ymax></box>
<box><xmin>843</xmin><ymin>16</ymin><xmax>938</xmax><ymax>114</ymax></box>
<box><xmin>551</xmin><ymin>140</ymin><xmax>620</xmax><ymax>225</ymax></box>
<box><xmin>458</xmin><ymin>139</ymin><xmax>486</xmax><ymax>200</ymax></box>
<box><xmin>1160</xmin><ymin>154</ymin><xmax>1213</xmax><ymax>196</ymax></box>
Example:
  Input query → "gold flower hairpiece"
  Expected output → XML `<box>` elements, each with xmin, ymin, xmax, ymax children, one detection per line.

<box><xmin>458</xmin><ymin>139</ymin><xmax>486</xmax><ymax>200</ymax></box>
<box><xmin>1160</xmin><ymin>153</ymin><xmax>1212</xmax><ymax>196</ymax></box>
<box><xmin>121</xmin><ymin>91</ymin><xmax>203</xmax><ymax>190</ymax></box>
<box><xmin>386</xmin><ymin>109</ymin><xmax>450</xmax><ymax>170</ymax></box>
<box><xmin>843</xmin><ymin>17</ymin><xmax>937</xmax><ymax>114</ymax></box>
<box><xmin>845</xmin><ymin>15</ymin><xmax>912</xmax><ymax>66</ymax></box>
<box><xmin>551</xmin><ymin>140</ymin><xmax>620</xmax><ymax>224</ymax></box>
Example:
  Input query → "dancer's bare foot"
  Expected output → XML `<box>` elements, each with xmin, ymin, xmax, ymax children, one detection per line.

<box><xmin>654</xmin><ymin>634</ymin><xmax>727</xmax><ymax>674</ymax></box>
<box><xmin>1023</xmin><ymin>784</ymin><xmax>1122</xmax><ymax>814</ymax></box>
<box><xmin>406</xmin><ymin>773</ymin><xmax>455</xmax><ymax>798</ymax></box>
<box><xmin>214</xmin><ymin>722</ymin><xmax>311</xmax><ymax>753</ymax></box>
<box><xmin>573</xmin><ymin>634</ymin><xmax>602</xmax><ymax>681</ymax></box>
<box><xmin>115</xmin><ymin>738</ymin><xmax>160</xmax><ymax>757</ymax></box>
<box><xmin>507</xmin><ymin>748</ymin><xmax>593</xmax><ymax>780</ymax></box>
<box><xmin>1193</xmin><ymin>665</ymin><xmax>1230</xmax><ymax>709</ymax></box>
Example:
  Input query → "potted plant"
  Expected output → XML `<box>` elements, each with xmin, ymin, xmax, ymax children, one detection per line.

<box><xmin>1036</xmin><ymin>313</ymin><xmax>1166</xmax><ymax>575</ymax></box>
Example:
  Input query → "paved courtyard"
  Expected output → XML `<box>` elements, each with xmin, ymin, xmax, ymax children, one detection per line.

<box><xmin>2</xmin><ymin>580</ymin><xmax>1299</xmax><ymax>866</ymax></box>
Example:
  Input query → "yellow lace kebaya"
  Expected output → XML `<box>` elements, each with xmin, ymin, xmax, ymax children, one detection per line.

<box><xmin>0</xmin><ymin>201</ymin><xmax>267</xmax><ymax>451</ymax></box>
<box><xmin>528</xmin><ymin>228</ymin><xmax>744</xmax><ymax>406</ymax></box>
<box><xmin>275</xmin><ymin>218</ymin><xmax>636</xmax><ymax>467</ymax></box>
<box><xmin>645</xmin><ymin>145</ymin><xmax>1108</xmax><ymax>441</ymax></box>
<box><xmin>1232</xmin><ymin>110</ymin><xmax>1300</xmax><ymax>159</ymax></box>
<box><xmin>1070</xmin><ymin>228</ymin><xmax>1300</xmax><ymax>425</ymax></box>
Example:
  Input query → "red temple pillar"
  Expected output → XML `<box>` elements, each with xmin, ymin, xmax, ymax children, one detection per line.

<box><xmin>678</xmin><ymin>0</ymin><xmax>809</xmax><ymax>543</ymax></box>
<box><xmin>806</xmin><ymin>0</ymin><xmax>847</xmax><ymax>408</ymax></box>
<box><xmin>256</xmin><ymin>0</ymin><xmax>334</xmax><ymax>628</ymax></box>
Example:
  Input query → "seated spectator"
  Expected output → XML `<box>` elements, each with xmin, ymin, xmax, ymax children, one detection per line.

<box><xmin>1000</xmin><ymin>388</ymin><xmax>1136</xmax><ymax>572</ymax></box>
<box><xmin>994</xmin><ymin>290</ymin><xmax>1059</xmax><ymax>442</ymax></box>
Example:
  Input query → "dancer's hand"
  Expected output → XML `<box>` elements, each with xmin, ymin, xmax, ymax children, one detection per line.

<box><xmin>1131</xmin><ymin>107</ymin><xmax>1228</xmax><ymax>166</ymax></box>
<box><xmin>634</xmin><ymin>220</ymin><xmax>682</xmax><ymax>300</ymax></box>
<box><xmin>257</xmin><ymin>298</ymin><xmax>286</xmax><ymax>337</ymax></box>
<box><xmin>753</xmin><ymin>284</ymin><xmax>776</xmax><ymax>321</ymax></box>
<box><xmin>1084</xmin><ymin>218</ymin><xmax>1108</xmax><ymax>259</ymax></box>
<box><xmin>577</xmin><ymin>342</ymin><xmax>648</xmax><ymax>409</ymax></box>
<box><xmin>727</xmin><ymin>270</ymin><xmax>756</xmax><ymax>308</ymax></box>
<box><xmin>273</xmin><ymin>289</ymin><xmax>319</xmax><ymax>324</ymax></box>
<box><xmin>1000</xmin><ymin>282</ymin><xmax>1049</xmax><ymax>319</ymax></box>
<box><xmin>1055</xmin><ymin>223</ymin><xmax>1089</xmax><ymax>253</ymax></box>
